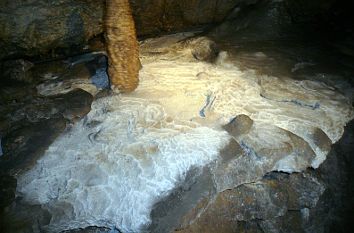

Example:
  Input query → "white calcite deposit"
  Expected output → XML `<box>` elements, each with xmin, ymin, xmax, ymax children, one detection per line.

<box><xmin>16</xmin><ymin>33</ymin><xmax>354</xmax><ymax>232</ymax></box>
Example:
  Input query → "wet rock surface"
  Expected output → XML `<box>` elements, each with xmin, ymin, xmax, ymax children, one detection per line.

<box><xmin>137</xmin><ymin>31</ymin><xmax>353</xmax><ymax>233</ymax></box>
<box><xmin>0</xmin><ymin>32</ymin><xmax>350</xmax><ymax>232</ymax></box>
<box><xmin>0</xmin><ymin>33</ymin><xmax>353</xmax><ymax>233</ymax></box>
<box><xmin>169</xmin><ymin>121</ymin><xmax>352</xmax><ymax>233</ymax></box>
<box><xmin>175</xmin><ymin>133</ymin><xmax>354</xmax><ymax>233</ymax></box>
<box><xmin>0</xmin><ymin>53</ymin><xmax>105</xmax><ymax>223</ymax></box>
<box><xmin>1</xmin><ymin>1</ymin><xmax>354</xmax><ymax>232</ymax></box>
<box><xmin>223</xmin><ymin>114</ymin><xmax>254</xmax><ymax>137</ymax></box>
<box><xmin>0</xmin><ymin>88</ymin><xmax>93</xmax><ymax>174</ymax></box>
<box><xmin>186</xmin><ymin>37</ymin><xmax>220</xmax><ymax>63</ymax></box>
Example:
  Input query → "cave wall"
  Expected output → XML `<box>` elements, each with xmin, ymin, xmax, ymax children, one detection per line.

<box><xmin>0</xmin><ymin>0</ymin><xmax>105</xmax><ymax>60</ymax></box>
<box><xmin>0</xmin><ymin>0</ymin><xmax>349</xmax><ymax>60</ymax></box>
<box><xmin>0</xmin><ymin>0</ymin><xmax>249</xmax><ymax>60</ymax></box>
<box><xmin>130</xmin><ymin>0</ymin><xmax>249</xmax><ymax>35</ymax></box>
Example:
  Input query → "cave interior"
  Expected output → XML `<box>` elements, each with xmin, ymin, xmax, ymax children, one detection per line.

<box><xmin>0</xmin><ymin>1</ymin><xmax>354</xmax><ymax>233</ymax></box>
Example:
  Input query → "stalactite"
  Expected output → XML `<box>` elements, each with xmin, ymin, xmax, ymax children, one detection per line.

<box><xmin>105</xmin><ymin>0</ymin><xmax>140</xmax><ymax>92</ymax></box>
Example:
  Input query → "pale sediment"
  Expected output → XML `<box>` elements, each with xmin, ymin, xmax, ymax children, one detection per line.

<box><xmin>12</xmin><ymin>33</ymin><xmax>354</xmax><ymax>233</ymax></box>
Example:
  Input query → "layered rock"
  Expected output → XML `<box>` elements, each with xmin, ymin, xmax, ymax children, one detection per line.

<box><xmin>176</xmin><ymin>172</ymin><xmax>326</xmax><ymax>233</ymax></box>
<box><xmin>176</xmin><ymin>121</ymin><xmax>354</xmax><ymax>233</ymax></box>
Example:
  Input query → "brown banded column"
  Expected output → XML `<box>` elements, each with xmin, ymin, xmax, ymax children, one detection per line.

<box><xmin>105</xmin><ymin>0</ymin><xmax>140</xmax><ymax>92</ymax></box>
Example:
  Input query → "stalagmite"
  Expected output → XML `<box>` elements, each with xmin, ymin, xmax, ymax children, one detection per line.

<box><xmin>105</xmin><ymin>0</ymin><xmax>140</xmax><ymax>92</ymax></box>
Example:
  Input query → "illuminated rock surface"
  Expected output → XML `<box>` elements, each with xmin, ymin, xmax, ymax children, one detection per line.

<box><xmin>10</xmin><ymin>33</ymin><xmax>354</xmax><ymax>233</ymax></box>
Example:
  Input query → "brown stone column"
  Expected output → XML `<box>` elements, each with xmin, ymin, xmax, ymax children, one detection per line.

<box><xmin>105</xmin><ymin>0</ymin><xmax>140</xmax><ymax>92</ymax></box>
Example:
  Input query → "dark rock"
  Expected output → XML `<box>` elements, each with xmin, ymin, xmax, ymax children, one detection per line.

<box><xmin>265</xmin><ymin>172</ymin><xmax>325</xmax><ymax>210</ymax></box>
<box><xmin>35</xmin><ymin>53</ymin><xmax>109</xmax><ymax>96</ymax></box>
<box><xmin>258</xmin><ymin>211</ymin><xmax>305</xmax><ymax>233</ymax></box>
<box><xmin>0</xmin><ymin>202</ymin><xmax>52</xmax><ymax>233</ymax></box>
<box><xmin>0</xmin><ymin>116</ymin><xmax>67</xmax><ymax>174</ymax></box>
<box><xmin>188</xmin><ymin>37</ymin><xmax>220</xmax><ymax>62</ymax></box>
<box><xmin>0</xmin><ymin>88</ymin><xmax>93</xmax><ymax>127</ymax></box>
<box><xmin>0</xmin><ymin>59</ymin><xmax>34</xmax><ymax>84</ymax></box>
<box><xmin>176</xmin><ymin>172</ymin><xmax>324</xmax><ymax>233</ymax></box>
<box><xmin>219</xmin><ymin>139</ymin><xmax>244</xmax><ymax>163</ymax></box>
<box><xmin>283</xmin><ymin>0</ymin><xmax>337</xmax><ymax>24</ymax></box>
<box><xmin>0</xmin><ymin>59</ymin><xmax>94</xmax><ymax>179</ymax></box>
<box><xmin>310</xmin><ymin>127</ymin><xmax>332</xmax><ymax>153</ymax></box>
<box><xmin>176</xmin><ymin>121</ymin><xmax>354</xmax><ymax>233</ymax></box>
<box><xmin>0</xmin><ymin>0</ymin><xmax>249</xmax><ymax>59</ymax></box>
<box><xmin>223</xmin><ymin>114</ymin><xmax>254</xmax><ymax>137</ymax></box>
<box><xmin>131</xmin><ymin>0</ymin><xmax>250</xmax><ymax>36</ymax></box>
<box><xmin>0</xmin><ymin>88</ymin><xmax>93</xmax><ymax>174</ymax></box>
<box><xmin>215</xmin><ymin>181</ymin><xmax>288</xmax><ymax>221</ymax></box>
<box><xmin>149</xmin><ymin>167</ymin><xmax>216</xmax><ymax>233</ymax></box>
<box><xmin>31</xmin><ymin>60</ymin><xmax>70</xmax><ymax>83</ymax></box>
<box><xmin>0</xmin><ymin>59</ymin><xmax>95</xmax><ymax>223</ymax></box>
<box><xmin>0</xmin><ymin>0</ymin><xmax>105</xmax><ymax>59</ymax></box>
<box><xmin>309</xmin><ymin>121</ymin><xmax>354</xmax><ymax>233</ymax></box>
<box><xmin>175</xmin><ymin>178</ymin><xmax>287</xmax><ymax>233</ymax></box>
<box><xmin>0</xmin><ymin>85</ymin><xmax>36</xmax><ymax>105</ymax></box>
<box><xmin>0</xmin><ymin>137</ymin><xmax>2</xmax><ymax>156</ymax></box>
<box><xmin>53</xmin><ymin>89</ymin><xmax>93</xmax><ymax>121</ymax></box>
<box><xmin>0</xmin><ymin>175</ymin><xmax>16</xmax><ymax>209</ymax></box>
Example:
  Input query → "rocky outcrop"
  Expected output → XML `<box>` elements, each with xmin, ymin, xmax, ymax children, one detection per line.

<box><xmin>1</xmin><ymin>0</ymin><xmax>351</xmax><ymax>60</ymax></box>
<box><xmin>0</xmin><ymin>0</ymin><xmax>105</xmax><ymax>60</ymax></box>
<box><xmin>0</xmin><ymin>52</ymin><xmax>106</xmax><ymax>178</ymax></box>
<box><xmin>130</xmin><ymin>0</ymin><xmax>252</xmax><ymax>36</ymax></box>
<box><xmin>176</xmin><ymin>121</ymin><xmax>354</xmax><ymax>233</ymax></box>
<box><xmin>0</xmin><ymin>0</ymin><xmax>252</xmax><ymax>60</ymax></box>
<box><xmin>175</xmin><ymin>172</ymin><xmax>325</xmax><ymax>233</ymax></box>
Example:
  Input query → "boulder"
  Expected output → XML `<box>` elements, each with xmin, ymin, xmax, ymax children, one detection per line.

<box><xmin>0</xmin><ymin>0</ymin><xmax>105</xmax><ymax>59</ymax></box>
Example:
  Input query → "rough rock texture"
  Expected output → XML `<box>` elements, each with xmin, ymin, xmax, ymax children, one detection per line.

<box><xmin>0</xmin><ymin>54</ymin><xmax>104</xmax><ymax>228</ymax></box>
<box><xmin>176</xmin><ymin>171</ymin><xmax>327</xmax><ymax>233</ymax></box>
<box><xmin>0</xmin><ymin>33</ymin><xmax>350</xmax><ymax>233</ymax></box>
<box><xmin>0</xmin><ymin>88</ymin><xmax>93</xmax><ymax>174</ymax></box>
<box><xmin>1</xmin><ymin>0</ymin><xmax>351</xmax><ymax>60</ymax></box>
<box><xmin>105</xmin><ymin>0</ymin><xmax>140</xmax><ymax>92</ymax></box>
<box><xmin>0</xmin><ymin>59</ymin><xmax>34</xmax><ymax>83</ymax></box>
<box><xmin>130</xmin><ymin>0</ymin><xmax>251</xmax><ymax>36</ymax></box>
<box><xmin>188</xmin><ymin>37</ymin><xmax>220</xmax><ymax>62</ymax></box>
<box><xmin>0</xmin><ymin>0</ymin><xmax>105</xmax><ymax>60</ymax></box>
<box><xmin>35</xmin><ymin>53</ymin><xmax>110</xmax><ymax>96</ymax></box>
<box><xmin>223</xmin><ymin>114</ymin><xmax>254</xmax><ymax>136</ymax></box>
<box><xmin>175</xmin><ymin>121</ymin><xmax>354</xmax><ymax>233</ymax></box>
<box><xmin>0</xmin><ymin>0</ymin><xmax>252</xmax><ymax>60</ymax></box>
